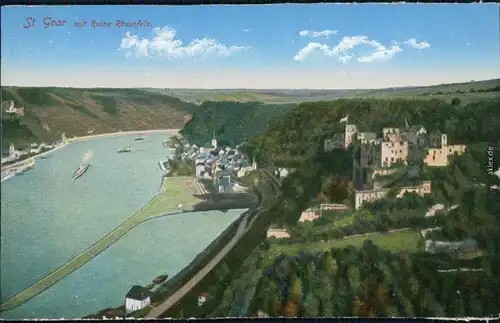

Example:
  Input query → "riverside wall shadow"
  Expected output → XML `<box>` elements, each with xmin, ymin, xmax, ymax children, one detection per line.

<box><xmin>191</xmin><ymin>193</ymin><xmax>258</xmax><ymax>212</ymax></box>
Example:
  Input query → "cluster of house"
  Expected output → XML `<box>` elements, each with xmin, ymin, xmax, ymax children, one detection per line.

<box><xmin>171</xmin><ymin>134</ymin><xmax>258</xmax><ymax>193</ymax></box>
<box><xmin>1</xmin><ymin>142</ymin><xmax>58</xmax><ymax>165</ymax></box>
<box><xmin>3</xmin><ymin>101</ymin><xmax>25</xmax><ymax>117</ymax></box>
<box><xmin>1</xmin><ymin>133</ymin><xmax>68</xmax><ymax>165</ymax></box>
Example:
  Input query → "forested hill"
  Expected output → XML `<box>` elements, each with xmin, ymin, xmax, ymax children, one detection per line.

<box><xmin>1</xmin><ymin>87</ymin><xmax>198</xmax><ymax>148</ymax></box>
<box><xmin>216</xmin><ymin>96</ymin><xmax>500</xmax><ymax>318</ymax></box>
<box><xmin>243</xmin><ymin>97</ymin><xmax>500</xmax><ymax>166</ymax></box>
<box><xmin>179</xmin><ymin>101</ymin><xmax>296</xmax><ymax>147</ymax></box>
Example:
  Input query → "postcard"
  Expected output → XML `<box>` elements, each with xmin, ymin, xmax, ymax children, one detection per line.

<box><xmin>1</xmin><ymin>3</ymin><xmax>499</xmax><ymax>320</ymax></box>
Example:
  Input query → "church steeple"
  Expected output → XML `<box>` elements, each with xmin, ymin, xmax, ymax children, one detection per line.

<box><xmin>211</xmin><ymin>124</ymin><xmax>217</xmax><ymax>149</ymax></box>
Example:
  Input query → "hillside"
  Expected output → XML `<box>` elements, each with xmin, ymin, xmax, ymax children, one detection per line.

<box><xmin>1</xmin><ymin>87</ymin><xmax>198</xmax><ymax>148</ymax></box>
<box><xmin>200</xmin><ymin>96</ymin><xmax>500</xmax><ymax>319</ymax></box>
<box><xmin>242</xmin><ymin>97</ymin><xmax>500</xmax><ymax>166</ymax></box>
<box><xmin>179</xmin><ymin>101</ymin><xmax>296</xmax><ymax>147</ymax></box>
<box><xmin>151</xmin><ymin>79</ymin><xmax>500</xmax><ymax>104</ymax></box>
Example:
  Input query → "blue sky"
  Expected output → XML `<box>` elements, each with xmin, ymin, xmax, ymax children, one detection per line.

<box><xmin>1</xmin><ymin>4</ymin><xmax>499</xmax><ymax>89</ymax></box>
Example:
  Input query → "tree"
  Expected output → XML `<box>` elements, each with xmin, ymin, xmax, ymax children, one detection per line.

<box><xmin>397</xmin><ymin>294</ymin><xmax>415</xmax><ymax>317</ymax></box>
<box><xmin>282</xmin><ymin>300</ymin><xmax>299</xmax><ymax>317</ymax></box>
<box><xmin>347</xmin><ymin>265</ymin><xmax>361</xmax><ymax>294</ymax></box>
<box><xmin>320</xmin><ymin>251</ymin><xmax>337</xmax><ymax>276</ymax></box>
<box><xmin>451</xmin><ymin>97</ymin><xmax>461</xmax><ymax>106</ymax></box>
<box><xmin>352</xmin><ymin>296</ymin><xmax>364</xmax><ymax>317</ymax></box>
<box><xmin>303</xmin><ymin>292</ymin><xmax>320</xmax><ymax>317</ymax></box>
<box><xmin>406</xmin><ymin>275</ymin><xmax>420</xmax><ymax>299</ymax></box>
<box><xmin>289</xmin><ymin>276</ymin><xmax>303</xmax><ymax>303</ymax></box>
<box><xmin>317</xmin><ymin>274</ymin><xmax>334</xmax><ymax>316</ymax></box>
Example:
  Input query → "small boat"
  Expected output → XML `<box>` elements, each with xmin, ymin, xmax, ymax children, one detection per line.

<box><xmin>134</xmin><ymin>134</ymin><xmax>144</xmax><ymax>141</ymax></box>
<box><xmin>73</xmin><ymin>164</ymin><xmax>90</xmax><ymax>180</ymax></box>
<box><xmin>152</xmin><ymin>274</ymin><xmax>169</xmax><ymax>284</ymax></box>
<box><xmin>117</xmin><ymin>146</ymin><xmax>132</xmax><ymax>153</ymax></box>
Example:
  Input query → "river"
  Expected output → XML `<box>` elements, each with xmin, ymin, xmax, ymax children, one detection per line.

<box><xmin>0</xmin><ymin>133</ymin><xmax>244</xmax><ymax>319</ymax></box>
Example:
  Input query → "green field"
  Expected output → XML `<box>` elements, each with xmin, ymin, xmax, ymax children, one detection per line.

<box><xmin>152</xmin><ymin>79</ymin><xmax>500</xmax><ymax>104</ymax></box>
<box><xmin>140</xmin><ymin>176</ymin><xmax>203</xmax><ymax>218</ymax></box>
<box><xmin>314</xmin><ymin>211</ymin><xmax>354</xmax><ymax>231</ymax></box>
<box><xmin>267</xmin><ymin>229</ymin><xmax>422</xmax><ymax>261</ymax></box>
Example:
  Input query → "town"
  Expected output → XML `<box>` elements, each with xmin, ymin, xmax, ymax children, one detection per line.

<box><xmin>162</xmin><ymin>133</ymin><xmax>260</xmax><ymax>194</ymax></box>
<box><xmin>1</xmin><ymin>100</ymin><xmax>68</xmax><ymax>181</ymax></box>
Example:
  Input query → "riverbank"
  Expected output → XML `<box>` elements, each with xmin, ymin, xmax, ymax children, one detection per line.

<box><xmin>0</xmin><ymin>175</ymin><xmax>202</xmax><ymax>312</ymax></box>
<box><xmin>1</xmin><ymin>142</ymin><xmax>69</xmax><ymax>182</ymax></box>
<box><xmin>2</xmin><ymin>129</ymin><xmax>178</xmax><ymax>182</ymax></box>
<box><xmin>67</xmin><ymin>129</ymin><xmax>180</xmax><ymax>143</ymax></box>
<box><xmin>0</xmin><ymin>158</ymin><xmax>36</xmax><ymax>182</ymax></box>
<box><xmin>150</xmin><ymin>171</ymin><xmax>279</xmax><ymax>318</ymax></box>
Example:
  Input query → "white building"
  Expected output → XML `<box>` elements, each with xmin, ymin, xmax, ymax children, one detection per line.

<box><xmin>125</xmin><ymin>285</ymin><xmax>151</xmax><ymax>313</ymax></box>
<box><xmin>236</xmin><ymin>157</ymin><xmax>257</xmax><ymax>177</ymax></box>
<box><xmin>198</xmin><ymin>292</ymin><xmax>209</xmax><ymax>307</ymax></box>
<box><xmin>195</xmin><ymin>161</ymin><xmax>205</xmax><ymax>178</ymax></box>
<box><xmin>267</xmin><ymin>228</ymin><xmax>291</xmax><ymax>239</ymax></box>
<box><xmin>5</xmin><ymin>101</ymin><xmax>25</xmax><ymax>117</ymax></box>
<box><xmin>354</xmin><ymin>180</ymin><xmax>432</xmax><ymax>209</ymax></box>
<box><xmin>218</xmin><ymin>175</ymin><xmax>232</xmax><ymax>193</ymax></box>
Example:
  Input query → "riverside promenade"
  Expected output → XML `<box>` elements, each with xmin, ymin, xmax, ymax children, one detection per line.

<box><xmin>0</xmin><ymin>176</ymin><xmax>202</xmax><ymax>312</ymax></box>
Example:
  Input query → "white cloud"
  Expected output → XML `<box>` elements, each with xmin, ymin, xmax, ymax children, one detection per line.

<box><xmin>357</xmin><ymin>39</ymin><xmax>402</xmax><ymax>63</ymax></box>
<box><xmin>241</xmin><ymin>28</ymin><xmax>250</xmax><ymax>32</ymax></box>
<box><xmin>299</xmin><ymin>29</ymin><xmax>338</xmax><ymax>38</ymax></box>
<box><xmin>404</xmin><ymin>38</ymin><xmax>431</xmax><ymax>50</ymax></box>
<box><xmin>293</xmin><ymin>42</ymin><xmax>331</xmax><ymax>61</ymax></box>
<box><xmin>294</xmin><ymin>35</ymin><xmax>401</xmax><ymax>64</ymax></box>
<box><xmin>119</xmin><ymin>27</ymin><xmax>250</xmax><ymax>59</ymax></box>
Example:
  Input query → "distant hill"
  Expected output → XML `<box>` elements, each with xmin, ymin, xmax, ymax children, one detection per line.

<box><xmin>150</xmin><ymin>79</ymin><xmax>500</xmax><ymax>104</ymax></box>
<box><xmin>1</xmin><ymin>87</ymin><xmax>198</xmax><ymax>148</ymax></box>
<box><xmin>3</xmin><ymin>79</ymin><xmax>498</xmax><ymax>148</ymax></box>
<box><xmin>180</xmin><ymin>101</ymin><xmax>296</xmax><ymax>147</ymax></box>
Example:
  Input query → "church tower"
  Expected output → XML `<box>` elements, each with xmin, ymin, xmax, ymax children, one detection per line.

<box><xmin>211</xmin><ymin>130</ymin><xmax>217</xmax><ymax>149</ymax></box>
<box><xmin>252</xmin><ymin>156</ymin><xmax>257</xmax><ymax>170</ymax></box>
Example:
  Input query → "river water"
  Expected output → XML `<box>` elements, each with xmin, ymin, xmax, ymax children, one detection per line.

<box><xmin>0</xmin><ymin>133</ymin><xmax>244</xmax><ymax>319</ymax></box>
